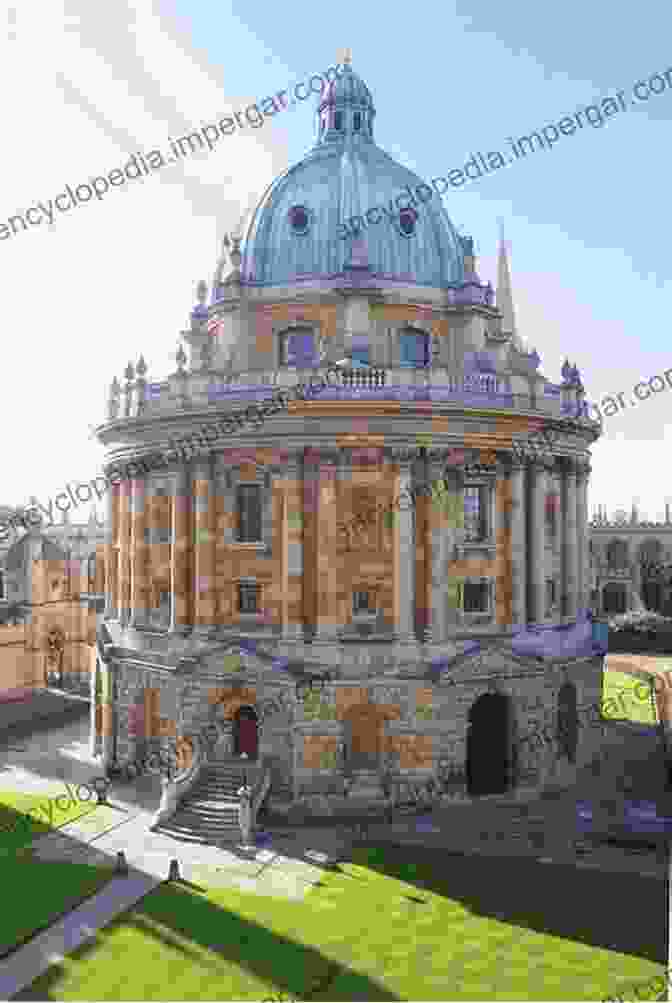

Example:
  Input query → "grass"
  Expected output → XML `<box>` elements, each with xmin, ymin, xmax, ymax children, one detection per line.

<box><xmin>0</xmin><ymin>789</ymin><xmax>99</xmax><ymax>852</ymax></box>
<box><xmin>601</xmin><ymin>669</ymin><xmax>658</xmax><ymax>725</ymax></box>
<box><xmin>14</xmin><ymin>844</ymin><xmax>666</xmax><ymax>1001</ymax></box>
<box><xmin>0</xmin><ymin>791</ymin><xmax>114</xmax><ymax>957</ymax></box>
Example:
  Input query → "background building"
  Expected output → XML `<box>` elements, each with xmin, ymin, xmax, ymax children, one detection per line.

<box><xmin>589</xmin><ymin>504</ymin><xmax>672</xmax><ymax>616</ymax></box>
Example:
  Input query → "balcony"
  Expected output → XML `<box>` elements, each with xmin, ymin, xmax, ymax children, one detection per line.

<box><xmin>103</xmin><ymin>360</ymin><xmax>600</xmax><ymax>428</ymax></box>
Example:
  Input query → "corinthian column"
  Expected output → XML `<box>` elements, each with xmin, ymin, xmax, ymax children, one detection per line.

<box><xmin>390</xmin><ymin>449</ymin><xmax>417</xmax><ymax>641</ymax></box>
<box><xmin>561</xmin><ymin>458</ymin><xmax>578</xmax><ymax>622</ymax></box>
<box><xmin>105</xmin><ymin>481</ymin><xmax>119</xmax><ymax>619</ymax></box>
<box><xmin>117</xmin><ymin>479</ymin><xmax>131</xmax><ymax>626</ymax></box>
<box><xmin>129</xmin><ymin>474</ymin><xmax>148</xmax><ymax>627</ymax></box>
<box><xmin>192</xmin><ymin>456</ymin><xmax>216</xmax><ymax>634</ymax></box>
<box><xmin>528</xmin><ymin>459</ymin><xmax>547</xmax><ymax>627</ymax></box>
<box><xmin>306</xmin><ymin>447</ymin><xmax>339</xmax><ymax>640</ymax></box>
<box><xmin>171</xmin><ymin>464</ymin><xmax>192</xmax><ymax>633</ymax></box>
<box><xmin>508</xmin><ymin>457</ymin><xmax>527</xmax><ymax>627</ymax></box>
<box><xmin>575</xmin><ymin>458</ymin><xmax>591</xmax><ymax>616</ymax></box>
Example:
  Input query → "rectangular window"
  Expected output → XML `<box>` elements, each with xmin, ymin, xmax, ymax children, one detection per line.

<box><xmin>463</xmin><ymin>485</ymin><xmax>488</xmax><ymax>542</ymax></box>
<box><xmin>239</xmin><ymin>581</ymin><xmax>259</xmax><ymax>614</ymax></box>
<box><xmin>462</xmin><ymin>581</ymin><xmax>490</xmax><ymax>613</ymax></box>
<box><xmin>546</xmin><ymin>579</ymin><xmax>556</xmax><ymax>615</ymax></box>
<box><xmin>399</xmin><ymin>331</ymin><xmax>429</xmax><ymax>368</ymax></box>
<box><xmin>351</xmin><ymin>334</ymin><xmax>369</xmax><ymax>366</ymax></box>
<box><xmin>281</xmin><ymin>330</ymin><xmax>316</xmax><ymax>368</ymax></box>
<box><xmin>236</xmin><ymin>484</ymin><xmax>262</xmax><ymax>542</ymax></box>
<box><xmin>353</xmin><ymin>590</ymin><xmax>371</xmax><ymax>613</ymax></box>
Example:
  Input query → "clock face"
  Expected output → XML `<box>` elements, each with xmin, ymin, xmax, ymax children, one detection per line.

<box><xmin>613</xmin><ymin>510</ymin><xmax>628</xmax><ymax>525</ymax></box>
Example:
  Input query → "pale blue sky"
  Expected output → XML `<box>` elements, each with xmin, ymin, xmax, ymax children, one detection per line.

<box><xmin>1</xmin><ymin>0</ymin><xmax>671</xmax><ymax>522</ymax></box>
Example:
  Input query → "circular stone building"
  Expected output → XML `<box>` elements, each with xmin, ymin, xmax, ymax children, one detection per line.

<box><xmin>93</xmin><ymin>57</ymin><xmax>606</xmax><ymax>830</ymax></box>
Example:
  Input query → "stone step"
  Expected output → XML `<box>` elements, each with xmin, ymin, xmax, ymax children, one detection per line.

<box><xmin>170</xmin><ymin>813</ymin><xmax>239</xmax><ymax>832</ymax></box>
<box><xmin>156</xmin><ymin>823</ymin><xmax>239</xmax><ymax>843</ymax></box>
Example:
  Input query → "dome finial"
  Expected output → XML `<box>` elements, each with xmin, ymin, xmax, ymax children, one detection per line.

<box><xmin>338</xmin><ymin>47</ymin><xmax>352</xmax><ymax>66</ymax></box>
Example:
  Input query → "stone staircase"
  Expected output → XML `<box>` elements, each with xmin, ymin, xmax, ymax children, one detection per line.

<box><xmin>153</xmin><ymin>762</ymin><xmax>248</xmax><ymax>845</ymax></box>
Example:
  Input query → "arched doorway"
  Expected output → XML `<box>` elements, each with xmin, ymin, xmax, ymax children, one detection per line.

<box><xmin>466</xmin><ymin>693</ymin><xmax>511</xmax><ymax>796</ymax></box>
<box><xmin>233</xmin><ymin>706</ymin><xmax>258</xmax><ymax>759</ymax></box>
<box><xmin>603</xmin><ymin>582</ymin><xmax>627</xmax><ymax>614</ymax></box>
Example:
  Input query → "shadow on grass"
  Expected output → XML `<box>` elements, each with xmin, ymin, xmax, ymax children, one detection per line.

<box><xmin>356</xmin><ymin>842</ymin><xmax>667</xmax><ymax>965</ymax></box>
<box><xmin>12</xmin><ymin>880</ymin><xmax>400</xmax><ymax>1002</ymax></box>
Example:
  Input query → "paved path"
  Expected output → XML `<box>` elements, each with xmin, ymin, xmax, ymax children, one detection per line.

<box><xmin>0</xmin><ymin>870</ymin><xmax>160</xmax><ymax>1001</ymax></box>
<box><xmin>0</xmin><ymin>714</ymin><xmax>667</xmax><ymax>999</ymax></box>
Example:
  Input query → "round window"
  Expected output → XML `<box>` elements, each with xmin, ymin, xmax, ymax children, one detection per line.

<box><xmin>288</xmin><ymin>205</ymin><xmax>311</xmax><ymax>234</ymax></box>
<box><xmin>399</xmin><ymin>207</ymin><xmax>418</xmax><ymax>237</ymax></box>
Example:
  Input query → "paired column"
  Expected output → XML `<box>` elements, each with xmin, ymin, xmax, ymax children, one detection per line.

<box><xmin>192</xmin><ymin>457</ymin><xmax>217</xmax><ymax>633</ymax></box>
<box><xmin>116</xmin><ymin>479</ymin><xmax>132</xmax><ymax>626</ymax></box>
<box><xmin>129</xmin><ymin>475</ymin><xmax>149</xmax><ymax>627</ymax></box>
<box><xmin>308</xmin><ymin>448</ymin><xmax>339</xmax><ymax>639</ymax></box>
<box><xmin>281</xmin><ymin>453</ymin><xmax>302</xmax><ymax>638</ymax></box>
<box><xmin>575</xmin><ymin>459</ymin><xmax>591</xmax><ymax>615</ymax></box>
<box><xmin>527</xmin><ymin>459</ymin><xmax>547</xmax><ymax>626</ymax></box>
<box><xmin>426</xmin><ymin>453</ymin><xmax>444</xmax><ymax>643</ymax></box>
<box><xmin>171</xmin><ymin>464</ymin><xmax>192</xmax><ymax>633</ymax></box>
<box><xmin>508</xmin><ymin>458</ymin><xmax>527</xmax><ymax>627</ymax></box>
<box><xmin>561</xmin><ymin>459</ymin><xmax>578</xmax><ymax>621</ymax></box>
<box><xmin>105</xmin><ymin>481</ymin><xmax>119</xmax><ymax>619</ymax></box>
<box><xmin>392</xmin><ymin>450</ymin><xmax>416</xmax><ymax>641</ymax></box>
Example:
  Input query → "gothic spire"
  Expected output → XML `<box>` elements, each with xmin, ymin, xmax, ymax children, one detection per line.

<box><xmin>496</xmin><ymin>220</ymin><xmax>517</xmax><ymax>341</ymax></box>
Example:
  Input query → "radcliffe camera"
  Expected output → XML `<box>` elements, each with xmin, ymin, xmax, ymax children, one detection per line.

<box><xmin>2</xmin><ymin>20</ymin><xmax>672</xmax><ymax>1003</ymax></box>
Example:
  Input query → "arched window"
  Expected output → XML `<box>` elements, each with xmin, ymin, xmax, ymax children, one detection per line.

<box><xmin>334</xmin><ymin>111</ymin><xmax>343</xmax><ymax>131</ymax></box>
<box><xmin>278</xmin><ymin>327</ymin><xmax>316</xmax><ymax>367</ymax></box>
<box><xmin>399</xmin><ymin>328</ymin><xmax>430</xmax><ymax>368</ymax></box>
<box><xmin>353</xmin><ymin>111</ymin><xmax>361</xmax><ymax>131</ymax></box>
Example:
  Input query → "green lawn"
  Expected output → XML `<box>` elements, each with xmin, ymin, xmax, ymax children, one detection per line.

<box><xmin>601</xmin><ymin>669</ymin><xmax>659</xmax><ymax>725</ymax></box>
<box><xmin>0</xmin><ymin>791</ymin><xmax>114</xmax><ymax>957</ymax></box>
<box><xmin>0</xmin><ymin>789</ymin><xmax>99</xmax><ymax>852</ymax></box>
<box><xmin>14</xmin><ymin>845</ymin><xmax>666</xmax><ymax>1001</ymax></box>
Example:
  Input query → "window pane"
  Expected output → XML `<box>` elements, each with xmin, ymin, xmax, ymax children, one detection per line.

<box><xmin>353</xmin><ymin>591</ymin><xmax>371</xmax><ymax>613</ymax></box>
<box><xmin>286</xmin><ymin>331</ymin><xmax>315</xmax><ymax>367</ymax></box>
<box><xmin>239</xmin><ymin>583</ymin><xmax>259</xmax><ymax>613</ymax></box>
<box><xmin>400</xmin><ymin>332</ymin><xmax>428</xmax><ymax>367</ymax></box>
<box><xmin>237</xmin><ymin>485</ymin><xmax>262</xmax><ymax>542</ymax></box>
<box><xmin>464</xmin><ymin>582</ymin><xmax>488</xmax><ymax>612</ymax></box>
<box><xmin>464</xmin><ymin>486</ymin><xmax>487</xmax><ymax>541</ymax></box>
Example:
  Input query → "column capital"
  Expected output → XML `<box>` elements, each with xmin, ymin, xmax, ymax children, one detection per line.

<box><xmin>388</xmin><ymin>445</ymin><xmax>421</xmax><ymax>464</ymax></box>
<box><xmin>575</xmin><ymin>457</ymin><xmax>592</xmax><ymax>479</ymax></box>
<box><xmin>303</xmin><ymin>446</ymin><xmax>340</xmax><ymax>466</ymax></box>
